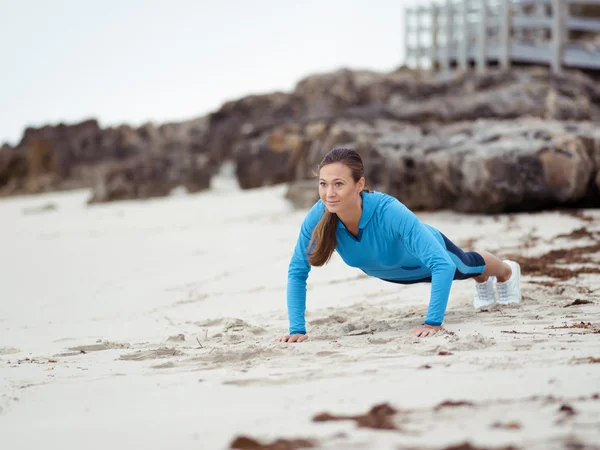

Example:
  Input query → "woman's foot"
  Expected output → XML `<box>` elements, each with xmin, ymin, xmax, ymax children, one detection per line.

<box><xmin>473</xmin><ymin>276</ymin><xmax>496</xmax><ymax>309</ymax></box>
<box><xmin>497</xmin><ymin>260</ymin><xmax>521</xmax><ymax>305</ymax></box>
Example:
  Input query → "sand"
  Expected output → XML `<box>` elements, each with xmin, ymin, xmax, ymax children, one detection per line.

<box><xmin>1</xmin><ymin>172</ymin><xmax>599</xmax><ymax>450</ymax></box>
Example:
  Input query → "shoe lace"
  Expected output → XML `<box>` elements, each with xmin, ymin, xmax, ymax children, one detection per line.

<box><xmin>497</xmin><ymin>283</ymin><xmax>509</xmax><ymax>303</ymax></box>
<box><xmin>476</xmin><ymin>282</ymin><xmax>493</xmax><ymax>301</ymax></box>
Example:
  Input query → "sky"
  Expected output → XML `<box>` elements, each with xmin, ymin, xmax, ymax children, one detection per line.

<box><xmin>0</xmin><ymin>0</ymin><xmax>420</xmax><ymax>145</ymax></box>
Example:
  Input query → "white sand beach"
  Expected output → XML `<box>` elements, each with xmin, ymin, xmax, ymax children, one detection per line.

<box><xmin>1</xmin><ymin>171</ymin><xmax>599</xmax><ymax>450</ymax></box>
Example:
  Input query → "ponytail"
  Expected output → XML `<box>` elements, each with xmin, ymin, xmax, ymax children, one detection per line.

<box><xmin>308</xmin><ymin>210</ymin><xmax>338</xmax><ymax>266</ymax></box>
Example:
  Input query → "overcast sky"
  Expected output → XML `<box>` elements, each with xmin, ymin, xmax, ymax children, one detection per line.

<box><xmin>1</xmin><ymin>0</ymin><xmax>419</xmax><ymax>145</ymax></box>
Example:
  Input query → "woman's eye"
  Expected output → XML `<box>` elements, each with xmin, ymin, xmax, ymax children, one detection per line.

<box><xmin>336</xmin><ymin>182</ymin><xmax>343</xmax><ymax>187</ymax></box>
<box><xmin>319</xmin><ymin>182</ymin><xmax>326</xmax><ymax>187</ymax></box>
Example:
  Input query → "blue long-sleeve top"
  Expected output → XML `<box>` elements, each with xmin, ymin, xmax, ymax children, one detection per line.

<box><xmin>286</xmin><ymin>191</ymin><xmax>457</xmax><ymax>334</ymax></box>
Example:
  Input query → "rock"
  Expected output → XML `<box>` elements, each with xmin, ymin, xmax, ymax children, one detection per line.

<box><xmin>87</xmin><ymin>152</ymin><xmax>212</xmax><ymax>204</ymax></box>
<box><xmin>293</xmin><ymin>68</ymin><xmax>393</xmax><ymax>118</ymax></box>
<box><xmin>387</xmin><ymin>71</ymin><xmax>598</xmax><ymax>123</ymax></box>
<box><xmin>545</xmin><ymin>89</ymin><xmax>591</xmax><ymax>121</ymax></box>
<box><xmin>0</xmin><ymin>143</ymin><xmax>27</xmax><ymax>195</ymax></box>
<box><xmin>285</xmin><ymin>179</ymin><xmax>319</xmax><ymax>209</ymax></box>
<box><xmin>234</xmin><ymin>123</ymin><xmax>306</xmax><ymax>189</ymax></box>
<box><xmin>379</xmin><ymin>119</ymin><xmax>600</xmax><ymax>213</ymax></box>
<box><xmin>207</xmin><ymin>92</ymin><xmax>303</xmax><ymax>166</ymax></box>
<box><xmin>286</xmin><ymin>118</ymin><xmax>600</xmax><ymax>213</ymax></box>
<box><xmin>1</xmin><ymin>116</ymin><xmax>214</xmax><ymax>199</ymax></box>
<box><xmin>235</xmin><ymin>117</ymin><xmax>399</xmax><ymax>192</ymax></box>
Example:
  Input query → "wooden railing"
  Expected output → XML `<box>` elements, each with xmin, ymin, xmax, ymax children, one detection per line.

<box><xmin>404</xmin><ymin>0</ymin><xmax>600</xmax><ymax>73</ymax></box>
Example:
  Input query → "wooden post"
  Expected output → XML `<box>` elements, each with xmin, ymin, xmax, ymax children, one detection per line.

<box><xmin>551</xmin><ymin>0</ymin><xmax>566</xmax><ymax>74</ymax></box>
<box><xmin>534</xmin><ymin>2</ymin><xmax>546</xmax><ymax>44</ymax></box>
<box><xmin>404</xmin><ymin>7</ymin><xmax>411</xmax><ymax>68</ymax></box>
<box><xmin>477</xmin><ymin>0</ymin><xmax>489</xmax><ymax>73</ymax></box>
<box><xmin>515</xmin><ymin>2</ymin><xmax>525</xmax><ymax>42</ymax></box>
<box><xmin>430</xmin><ymin>5</ymin><xmax>440</xmax><ymax>71</ymax></box>
<box><xmin>415</xmin><ymin>6</ymin><xmax>423</xmax><ymax>71</ymax></box>
<box><xmin>459</xmin><ymin>0</ymin><xmax>469</xmax><ymax>71</ymax></box>
<box><xmin>441</xmin><ymin>0</ymin><xmax>452</xmax><ymax>72</ymax></box>
<box><xmin>499</xmin><ymin>0</ymin><xmax>511</xmax><ymax>71</ymax></box>
<box><xmin>447</xmin><ymin>0</ymin><xmax>455</xmax><ymax>70</ymax></box>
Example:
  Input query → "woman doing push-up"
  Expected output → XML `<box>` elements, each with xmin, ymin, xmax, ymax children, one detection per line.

<box><xmin>279</xmin><ymin>148</ymin><xmax>521</xmax><ymax>342</ymax></box>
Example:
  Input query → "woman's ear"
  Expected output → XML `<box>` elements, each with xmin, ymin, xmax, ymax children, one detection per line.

<box><xmin>357</xmin><ymin>177</ymin><xmax>366</xmax><ymax>192</ymax></box>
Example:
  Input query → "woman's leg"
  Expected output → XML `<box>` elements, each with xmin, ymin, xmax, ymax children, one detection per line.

<box><xmin>435</xmin><ymin>231</ymin><xmax>520</xmax><ymax>305</ymax></box>
<box><xmin>472</xmin><ymin>251</ymin><xmax>512</xmax><ymax>283</ymax></box>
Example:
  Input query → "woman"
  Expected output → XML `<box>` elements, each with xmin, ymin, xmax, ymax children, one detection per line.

<box><xmin>278</xmin><ymin>148</ymin><xmax>521</xmax><ymax>342</ymax></box>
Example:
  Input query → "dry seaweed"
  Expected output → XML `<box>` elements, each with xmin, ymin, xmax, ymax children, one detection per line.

<box><xmin>558</xmin><ymin>209</ymin><xmax>595</xmax><ymax>223</ymax></box>
<box><xmin>230</xmin><ymin>436</ymin><xmax>316</xmax><ymax>450</ymax></box>
<box><xmin>312</xmin><ymin>403</ymin><xmax>399</xmax><ymax>430</ymax></box>
<box><xmin>570</xmin><ymin>357</ymin><xmax>600</xmax><ymax>364</ymax></box>
<box><xmin>435</xmin><ymin>443</ymin><xmax>519</xmax><ymax>450</ymax></box>
<box><xmin>546</xmin><ymin>321</ymin><xmax>595</xmax><ymax>329</ymax></box>
<box><xmin>506</xmin><ymin>241</ymin><xmax>600</xmax><ymax>281</ymax></box>
<box><xmin>434</xmin><ymin>400</ymin><xmax>474</xmax><ymax>411</ymax></box>
<box><xmin>556</xmin><ymin>227</ymin><xmax>599</xmax><ymax>241</ymax></box>
<box><xmin>491</xmin><ymin>421</ymin><xmax>522</xmax><ymax>430</ymax></box>
<box><xmin>564</xmin><ymin>299</ymin><xmax>594</xmax><ymax>307</ymax></box>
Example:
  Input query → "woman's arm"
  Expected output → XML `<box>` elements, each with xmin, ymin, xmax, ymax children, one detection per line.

<box><xmin>387</xmin><ymin>200</ymin><xmax>456</xmax><ymax>327</ymax></box>
<box><xmin>284</xmin><ymin>201</ymin><xmax>325</xmax><ymax>337</ymax></box>
<box><xmin>286</xmin><ymin>223</ymin><xmax>312</xmax><ymax>335</ymax></box>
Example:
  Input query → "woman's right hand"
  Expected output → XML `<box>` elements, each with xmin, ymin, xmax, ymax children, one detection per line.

<box><xmin>277</xmin><ymin>334</ymin><xmax>308</xmax><ymax>343</ymax></box>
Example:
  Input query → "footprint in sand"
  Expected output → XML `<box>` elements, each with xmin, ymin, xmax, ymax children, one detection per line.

<box><xmin>315</xmin><ymin>351</ymin><xmax>341</xmax><ymax>357</ymax></box>
<box><xmin>119</xmin><ymin>348</ymin><xmax>184</xmax><ymax>361</ymax></box>
<box><xmin>195</xmin><ymin>318</ymin><xmax>267</xmax><ymax>337</ymax></box>
<box><xmin>309</xmin><ymin>314</ymin><xmax>349</xmax><ymax>326</ymax></box>
<box><xmin>68</xmin><ymin>341</ymin><xmax>131</xmax><ymax>352</ymax></box>
<box><xmin>448</xmin><ymin>334</ymin><xmax>495</xmax><ymax>352</ymax></box>
<box><xmin>194</xmin><ymin>318</ymin><xmax>225</xmax><ymax>327</ymax></box>
<box><xmin>222</xmin><ymin>378</ymin><xmax>291</xmax><ymax>387</ymax></box>
<box><xmin>191</xmin><ymin>345</ymin><xmax>287</xmax><ymax>367</ymax></box>
<box><xmin>151</xmin><ymin>361</ymin><xmax>177</xmax><ymax>369</ymax></box>
<box><xmin>367</xmin><ymin>338</ymin><xmax>394</xmax><ymax>345</ymax></box>
<box><xmin>53</xmin><ymin>341</ymin><xmax>131</xmax><ymax>357</ymax></box>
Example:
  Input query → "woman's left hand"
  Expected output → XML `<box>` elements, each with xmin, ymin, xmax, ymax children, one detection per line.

<box><xmin>409</xmin><ymin>325</ymin><xmax>441</xmax><ymax>338</ymax></box>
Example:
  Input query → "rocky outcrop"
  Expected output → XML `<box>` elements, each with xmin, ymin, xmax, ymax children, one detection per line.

<box><xmin>226</xmin><ymin>67</ymin><xmax>600</xmax><ymax>213</ymax></box>
<box><xmin>2</xmin><ymin>65</ymin><xmax>600</xmax><ymax>211</ymax></box>
<box><xmin>87</xmin><ymin>151</ymin><xmax>212</xmax><ymax>204</ymax></box>
<box><xmin>0</xmin><ymin>143</ymin><xmax>26</xmax><ymax>194</ymax></box>
<box><xmin>284</xmin><ymin>118</ymin><xmax>600</xmax><ymax>213</ymax></box>
<box><xmin>0</xmin><ymin>117</ymin><xmax>216</xmax><ymax>201</ymax></box>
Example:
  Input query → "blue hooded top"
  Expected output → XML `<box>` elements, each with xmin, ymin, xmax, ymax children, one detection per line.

<box><xmin>286</xmin><ymin>190</ymin><xmax>460</xmax><ymax>334</ymax></box>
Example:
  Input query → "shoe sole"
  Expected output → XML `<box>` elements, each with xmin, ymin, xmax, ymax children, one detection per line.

<box><xmin>497</xmin><ymin>261</ymin><xmax>521</xmax><ymax>305</ymax></box>
<box><xmin>473</xmin><ymin>301</ymin><xmax>496</xmax><ymax>309</ymax></box>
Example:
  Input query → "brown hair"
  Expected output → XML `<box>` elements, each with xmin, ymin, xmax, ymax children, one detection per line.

<box><xmin>307</xmin><ymin>148</ymin><xmax>369</xmax><ymax>267</ymax></box>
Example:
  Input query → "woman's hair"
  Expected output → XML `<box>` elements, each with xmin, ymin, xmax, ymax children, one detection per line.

<box><xmin>307</xmin><ymin>148</ymin><xmax>368</xmax><ymax>267</ymax></box>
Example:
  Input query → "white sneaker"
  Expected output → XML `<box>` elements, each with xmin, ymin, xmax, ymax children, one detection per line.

<box><xmin>473</xmin><ymin>276</ymin><xmax>496</xmax><ymax>309</ymax></box>
<box><xmin>497</xmin><ymin>260</ymin><xmax>521</xmax><ymax>305</ymax></box>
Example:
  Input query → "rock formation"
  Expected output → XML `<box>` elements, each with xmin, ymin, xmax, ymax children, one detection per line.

<box><xmin>1</xmin><ymin>117</ymin><xmax>216</xmax><ymax>202</ymax></box>
<box><xmin>283</xmin><ymin>118</ymin><xmax>600</xmax><ymax>213</ymax></box>
<box><xmin>1</xmin><ymin>65</ymin><xmax>599</xmax><ymax>212</ymax></box>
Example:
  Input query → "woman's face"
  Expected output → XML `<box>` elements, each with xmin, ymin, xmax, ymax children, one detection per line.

<box><xmin>319</xmin><ymin>162</ymin><xmax>364</xmax><ymax>214</ymax></box>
